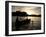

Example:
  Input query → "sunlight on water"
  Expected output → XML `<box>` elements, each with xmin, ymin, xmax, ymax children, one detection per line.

<box><xmin>27</xmin><ymin>16</ymin><xmax>41</xmax><ymax>26</ymax></box>
<box><xmin>28</xmin><ymin>16</ymin><xmax>41</xmax><ymax>21</ymax></box>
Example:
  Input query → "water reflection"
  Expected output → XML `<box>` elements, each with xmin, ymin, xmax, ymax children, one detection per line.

<box><xmin>12</xmin><ymin>16</ymin><xmax>41</xmax><ymax>31</ymax></box>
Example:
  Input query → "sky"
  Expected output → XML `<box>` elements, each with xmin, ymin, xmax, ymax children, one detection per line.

<box><xmin>12</xmin><ymin>6</ymin><xmax>41</xmax><ymax>15</ymax></box>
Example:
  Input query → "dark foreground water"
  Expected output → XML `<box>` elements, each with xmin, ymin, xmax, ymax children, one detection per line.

<box><xmin>12</xmin><ymin>16</ymin><xmax>41</xmax><ymax>31</ymax></box>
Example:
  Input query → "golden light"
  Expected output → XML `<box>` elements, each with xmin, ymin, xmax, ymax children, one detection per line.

<box><xmin>26</xmin><ymin>11</ymin><xmax>32</xmax><ymax>15</ymax></box>
<box><xmin>25</xmin><ymin>10</ymin><xmax>34</xmax><ymax>15</ymax></box>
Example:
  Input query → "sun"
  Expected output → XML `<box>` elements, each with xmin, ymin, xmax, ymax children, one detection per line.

<box><xmin>26</xmin><ymin>10</ymin><xmax>32</xmax><ymax>15</ymax></box>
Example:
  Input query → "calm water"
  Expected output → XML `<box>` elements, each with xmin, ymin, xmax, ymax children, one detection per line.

<box><xmin>12</xmin><ymin>16</ymin><xmax>41</xmax><ymax>30</ymax></box>
<box><xmin>28</xmin><ymin>16</ymin><xmax>41</xmax><ymax>26</ymax></box>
